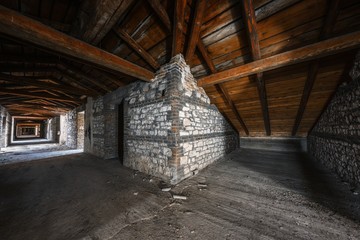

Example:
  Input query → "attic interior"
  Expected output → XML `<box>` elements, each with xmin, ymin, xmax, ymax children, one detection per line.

<box><xmin>0</xmin><ymin>0</ymin><xmax>360</xmax><ymax>239</ymax></box>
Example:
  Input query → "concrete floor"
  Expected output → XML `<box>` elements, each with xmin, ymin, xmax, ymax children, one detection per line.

<box><xmin>0</xmin><ymin>147</ymin><xmax>359</xmax><ymax>239</ymax></box>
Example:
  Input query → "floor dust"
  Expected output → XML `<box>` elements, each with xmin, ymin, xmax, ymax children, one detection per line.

<box><xmin>0</xmin><ymin>147</ymin><xmax>359</xmax><ymax>239</ymax></box>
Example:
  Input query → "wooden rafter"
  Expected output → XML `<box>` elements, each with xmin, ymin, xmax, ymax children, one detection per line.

<box><xmin>185</xmin><ymin>0</ymin><xmax>206</xmax><ymax>62</ymax></box>
<box><xmin>196</xmin><ymin>30</ymin><xmax>248</xmax><ymax>135</ymax></box>
<box><xmin>241</xmin><ymin>0</ymin><xmax>270</xmax><ymax>135</ymax></box>
<box><xmin>113</xmin><ymin>28</ymin><xmax>160</xmax><ymax>69</ymax></box>
<box><xmin>0</xmin><ymin>73</ymin><xmax>93</xmax><ymax>96</ymax></box>
<box><xmin>57</xmin><ymin>64</ymin><xmax>112</xmax><ymax>93</ymax></box>
<box><xmin>0</xmin><ymin>6</ymin><xmax>154</xmax><ymax>82</ymax></box>
<box><xmin>146</xmin><ymin>0</ymin><xmax>172</xmax><ymax>32</ymax></box>
<box><xmin>74</xmin><ymin>0</ymin><xmax>136</xmax><ymax>45</ymax></box>
<box><xmin>198</xmin><ymin>31</ymin><xmax>360</xmax><ymax>87</ymax></box>
<box><xmin>0</xmin><ymin>89</ymin><xmax>81</xmax><ymax>103</ymax></box>
<box><xmin>292</xmin><ymin>0</ymin><xmax>341</xmax><ymax>136</ymax></box>
<box><xmin>172</xmin><ymin>0</ymin><xmax>186</xmax><ymax>57</ymax></box>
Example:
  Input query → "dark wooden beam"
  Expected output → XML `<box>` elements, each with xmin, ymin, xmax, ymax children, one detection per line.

<box><xmin>292</xmin><ymin>0</ymin><xmax>341</xmax><ymax>136</ymax></box>
<box><xmin>0</xmin><ymin>66</ymin><xmax>58</xmax><ymax>73</ymax></box>
<box><xmin>74</xmin><ymin>0</ymin><xmax>136</xmax><ymax>45</ymax></box>
<box><xmin>0</xmin><ymin>89</ymin><xmax>81</xmax><ymax>103</ymax></box>
<box><xmin>0</xmin><ymin>55</ymin><xmax>59</xmax><ymax>64</ymax></box>
<box><xmin>0</xmin><ymin>73</ymin><xmax>93</xmax><ymax>96</ymax></box>
<box><xmin>197</xmin><ymin>38</ymin><xmax>248</xmax><ymax>135</ymax></box>
<box><xmin>114</xmin><ymin>28</ymin><xmax>160</xmax><ymax>69</ymax></box>
<box><xmin>58</xmin><ymin>64</ymin><xmax>112</xmax><ymax>93</ymax></box>
<box><xmin>146</xmin><ymin>0</ymin><xmax>172</xmax><ymax>32</ymax></box>
<box><xmin>241</xmin><ymin>0</ymin><xmax>270</xmax><ymax>135</ymax></box>
<box><xmin>172</xmin><ymin>0</ymin><xmax>186</xmax><ymax>57</ymax></box>
<box><xmin>216</xmin><ymin>84</ymin><xmax>249</xmax><ymax>135</ymax></box>
<box><xmin>0</xmin><ymin>6</ymin><xmax>154</xmax><ymax>82</ymax></box>
<box><xmin>197</xmin><ymin>41</ymin><xmax>216</xmax><ymax>73</ymax></box>
<box><xmin>292</xmin><ymin>62</ymin><xmax>319</xmax><ymax>136</ymax></box>
<box><xmin>185</xmin><ymin>0</ymin><xmax>206</xmax><ymax>62</ymax></box>
<box><xmin>198</xmin><ymin>31</ymin><xmax>360</xmax><ymax>87</ymax></box>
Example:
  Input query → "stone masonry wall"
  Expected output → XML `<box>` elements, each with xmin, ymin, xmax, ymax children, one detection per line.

<box><xmin>84</xmin><ymin>55</ymin><xmax>239</xmax><ymax>184</ymax></box>
<box><xmin>308</xmin><ymin>52</ymin><xmax>360</xmax><ymax>186</ymax></box>
<box><xmin>125</xmin><ymin>55</ymin><xmax>238</xmax><ymax>183</ymax></box>
<box><xmin>65</xmin><ymin>109</ymin><xmax>78</xmax><ymax>149</ymax></box>
<box><xmin>0</xmin><ymin>105</ymin><xmax>11</xmax><ymax>149</ymax></box>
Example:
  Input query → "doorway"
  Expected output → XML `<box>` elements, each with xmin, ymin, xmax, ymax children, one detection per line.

<box><xmin>118</xmin><ymin>100</ymin><xmax>125</xmax><ymax>164</ymax></box>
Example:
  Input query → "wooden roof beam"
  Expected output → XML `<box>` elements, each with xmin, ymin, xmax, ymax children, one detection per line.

<box><xmin>73</xmin><ymin>0</ymin><xmax>136</xmax><ymax>45</ymax></box>
<box><xmin>292</xmin><ymin>0</ymin><xmax>341</xmax><ymax>136</ymax></box>
<box><xmin>197</xmin><ymin>32</ymin><xmax>248</xmax><ymax>135</ymax></box>
<box><xmin>216</xmin><ymin>84</ymin><xmax>249</xmax><ymax>135</ymax></box>
<box><xmin>57</xmin><ymin>64</ymin><xmax>112</xmax><ymax>93</ymax></box>
<box><xmin>198</xmin><ymin>31</ymin><xmax>360</xmax><ymax>87</ymax></box>
<box><xmin>185</xmin><ymin>0</ymin><xmax>207</xmax><ymax>62</ymax></box>
<box><xmin>146</xmin><ymin>0</ymin><xmax>172</xmax><ymax>32</ymax></box>
<box><xmin>0</xmin><ymin>89</ymin><xmax>81</xmax><ymax>103</ymax></box>
<box><xmin>113</xmin><ymin>28</ymin><xmax>160</xmax><ymax>69</ymax></box>
<box><xmin>172</xmin><ymin>0</ymin><xmax>187</xmax><ymax>57</ymax></box>
<box><xmin>0</xmin><ymin>73</ymin><xmax>93</xmax><ymax>96</ymax></box>
<box><xmin>0</xmin><ymin>6</ymin><xmax>154</xmax><ymax>82</ymax></box>
<box><xmin>241</xmin><ymin>0</ymin><xmax>270</xmax><ymax>136</ymax></box>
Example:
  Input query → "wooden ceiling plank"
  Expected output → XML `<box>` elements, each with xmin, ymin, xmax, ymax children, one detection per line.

<box><xmin>0</xmin><ymin>55</ymin><xmax>59</xmax><ymax>64</ymax></box>
<box><xmin>197</xmin><ymin>31</ymin><xmax>248</xmax><ymax>135</ymax></box>
<box><xmin>74</xmin><ymin>0</ymin><xmax>136</xmax><ymax>45</ymax></box>
<box><xmin>292</xmin><ymin>0</ymin><xmax>341</xmax><ymax>136</ymax></box>
<box><xmin>114</xmin><ymin>28</ymin><xmax>160</xmax><ymax>69</ymax></box>
<box><xmin>241</xmin><ymin>0</ymin><xmax>271</xmax><ymax>136</ymax></box>
<box><xmin>0</xmin><ymin>6</ymin><xmax>154</xmax><ymax>82</ymax></box>
<box><xmin>198</xmin><ymin>30</ymin><xmax>360</xmax><ymax>87</ymax></box>
<box><xmin>0</xmin><ymin>73</ymin><xmax>93</xmax><ymax>96</ymax></box>
<box><xmin>0</xmin><ymin>89</ymin><xmax>81</xmax><ymax>103</ymax></box>
<box><xmin>146</xmin><ymin>0</ymin><xmax>172</xmax><ymax>32</ymax></box>
<box><xmin>58</xmin><ymin>64</ymin><xmax>112</xmax><ymax>93</ymax></box>
<box><xmin>185</xmin><ymin>0</ymin><xmax>207</xmax><ymax>62</ymax></box>
<box><xmin>172</xmin><ymin>0</ymin><xmax>187</xmax><ymax>57</ymax></box>
<box><xmin>216</xmin><ymin>84</ymin><xmax>249</xmax><ymax>135</ymax></box>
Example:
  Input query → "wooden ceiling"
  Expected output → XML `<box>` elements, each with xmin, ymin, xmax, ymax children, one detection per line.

<box><xmin>0</xmin><ymin>0</ymin><xmax>359</xmax><ymax>136</ymax></box>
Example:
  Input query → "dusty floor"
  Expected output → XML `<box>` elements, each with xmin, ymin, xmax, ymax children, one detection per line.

<box><xmin>0</xmin><ymin>147</ymin><xmax>359</xmax><ymax>240</ymax></box>
<box><xmin>0</xmin><ymin>143</ymin><xmax>81</xmax><ymax>165</ymax></box>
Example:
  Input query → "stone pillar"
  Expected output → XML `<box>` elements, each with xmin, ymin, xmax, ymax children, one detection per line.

<box><xmin>124</xmin><ymin>55</ymin><xmax>239</xmax><ymax>184</ymax></box>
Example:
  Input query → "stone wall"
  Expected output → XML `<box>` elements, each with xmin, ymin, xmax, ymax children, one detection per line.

<box><xmin>0</xmin><ymin>105</ymin><xmax>11</xmax><ymax>149</ymax></box>
<box><xmin>46</xmin><ymin>117</ymin><xmax>59</xmax><ymax>142</ymax></box>
<box><xmin>84</xmin><ymin>55</ymin><xmax>239</xmax><ymax>184</ymax></box>
<box><xmin>77</xmin><ymin>112</ymin><xmax>85</xmax><ymax>149</ymax></box>
<box><xmin>308</xmin><ymin>53</ymin><xmax>360</xmax><ymax>186</ymax></box>
<box><xmin>65</xmin><ymin>109</ymin><xmax>78</xmax><ymax>149</ymax></box>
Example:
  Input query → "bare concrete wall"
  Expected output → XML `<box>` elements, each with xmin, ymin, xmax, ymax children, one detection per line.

<box><xmin>308</xmin><ymin>52</ymin><xmax>360</xmax><ymax>186</ymax></box>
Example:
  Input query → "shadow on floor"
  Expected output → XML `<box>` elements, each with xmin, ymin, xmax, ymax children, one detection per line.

<box><xmin>231</xmin><ymin>148</ymin><xmax>360</xmax><ymax>222</ymax></box>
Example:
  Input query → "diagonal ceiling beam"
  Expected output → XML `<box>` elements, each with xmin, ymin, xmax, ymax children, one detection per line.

<box><xmin>146</xmin><ymin>0</ymin><xmax>172</xmax><ymax>32</ymax></box>
<box><xmin>113</xmin><ymin>28</ymin><xmax>160</xmax><ymax>69</ymax></box>
<box><xmin>57</xmin><ymin>64</ymin><xmax>112</xmax><ymax>93</ymax></box>
<box><xmin>185</xmin><ymin>0</ymin><xmax>207</xmax><ymax>62</ymax></box>
<box><xmin>241</xmin><ymin>0</ymin><xmax>270</xmax><ymax>136</ymax></box>
<box><xmin>198</xmin><ymin>30</ymin><xmax>360</xmax><ymax>87</ymax></box>
<box><xmin>0</xmin><ymin>89</ymin><xmax>81</xmax><ymax>103</ymax></box>
<box><xmin>292</xmin><ymin>0</ymin><xmax>341</xmax><ymax>136</ymax></box>
<box><xmin>197</xmin><ymin>35</ymin><xmax>249</xmax><ymax>135</ymax></box>
<box><xmin>0</xmin><ymin>73</ymin><xmax>94</xmax><ymax>96</ymax></box>
<box><xmin>172</xmin><ymin>0</ymin><xmax>187</xmax><ymax>57</ymax></box>
<box><xmin>0</xmin><ymin>6</ymin><xmax>154</xmax><ymax>82</ymax></box>
<box><xmin>74</xmin><ymin>0</ymin><xmax>136</xmax><ymax>45</ymax></box>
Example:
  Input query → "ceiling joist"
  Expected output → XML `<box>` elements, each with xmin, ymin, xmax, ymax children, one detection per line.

<box><xmin>241</xmin><ymin>0</ymin><xmax>271</xmax><ymax>136</ymax></box>
<box><xmin>198</xmin><ymin>31</ymin><xmax>360</xmax><ymax>87</ymax></box>
<box><xmin>0</xmin><ymin>5</ymin><xmax>154</xmax><ymax>82</ymax></box>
